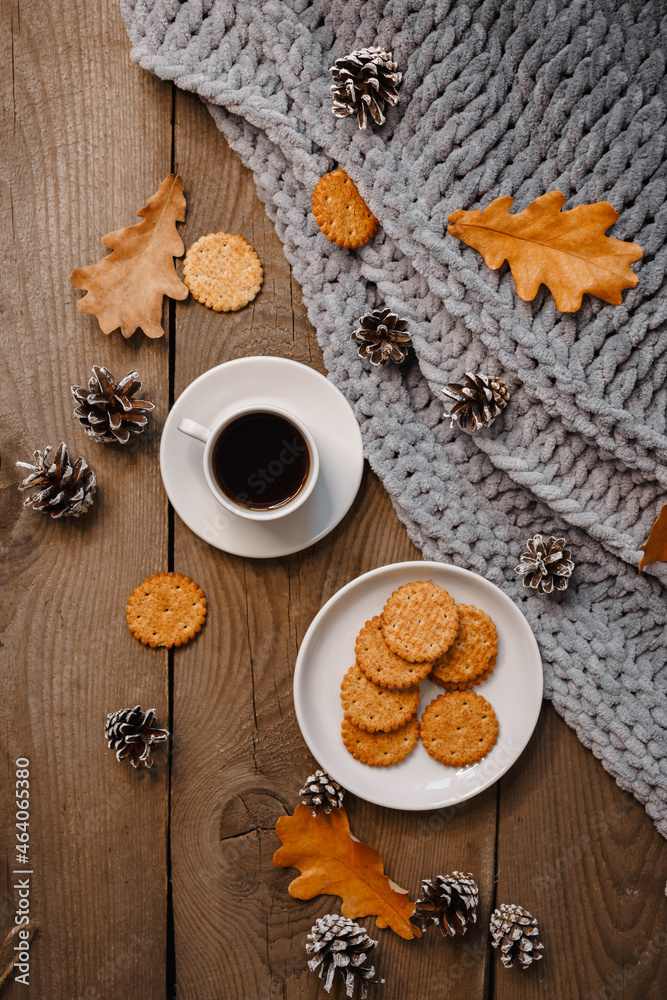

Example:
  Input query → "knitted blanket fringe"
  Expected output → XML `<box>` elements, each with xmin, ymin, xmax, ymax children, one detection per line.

<box><xmin>121</xmin><ymin>0</ymin><xmax>667</xmax><ymax>836</ymax></box>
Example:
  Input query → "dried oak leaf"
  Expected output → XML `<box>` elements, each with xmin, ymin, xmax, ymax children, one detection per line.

<box><xmin>70</xmin><ymin>174</ymin><xmax>188</xmax><ymax>338</ymax></box>
<box><xmin>448</xmin><ymin>191</ymin><xmax>642</xmax><ymax>312</ymax></box>
<box><xmin>273</xmin><ymin>804</ymin><xmax>419</xmax><ymax>940</ymax></box>
<box><xmin>639</xmin><ymin>504</ymin><xmax>667</xmax><ymax>572</ymax></box>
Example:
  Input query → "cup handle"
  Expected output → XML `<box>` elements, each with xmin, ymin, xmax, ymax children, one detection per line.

<box><xmin>177</xmin><ymin>417</ymin><xmax>211</xmax><ymax>444</ymax></box>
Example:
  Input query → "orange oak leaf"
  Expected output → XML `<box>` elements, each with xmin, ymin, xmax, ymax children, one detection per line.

<box><xmin>639</xmin><ymin>504</ymin><xmax>667</xmax><ymax>572</ymax></box>
<box><xmin>273</xmin><ymin>804</ymin><xmax>419</xmax><ymax>940</ymax></box>
<box><xmin>448</xmin><ymin>191</ymin><xmax>642</xmax><ymax>312</ymax></box>
<box><xmin>70</xmin><ymin>174</ymin><xmax>188</xmax><ymax>338</ymax></box>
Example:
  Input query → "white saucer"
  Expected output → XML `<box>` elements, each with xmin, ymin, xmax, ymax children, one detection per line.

<box><xmin>160</xmin><ymin>357</ymin><xmax>364</xmax><ymax>558</ymax></box>
<box><xmin>294</xmin><ymin>561</ymin><xmax>543</xmax><ymax>811</ymax></box>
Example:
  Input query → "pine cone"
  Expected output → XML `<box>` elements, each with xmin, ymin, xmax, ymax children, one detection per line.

<box><xmin>299</xmin><ymin>769</ymin><xmax>345</xmax><ymax>816</ymax></box>
<box><xmin>306</xmin><ymin>914</ymin><xmax>383</xmax><ymax>998</ymax></box>
<box><xmin>351</xmin><ymin>308</ymin><xmax>411</xmax><ymax>366</ymax></box>
<box><xmin>16</xmin><ymin>443</ymin><xmax>96</xmax><ymax>518</ymax></box>
<box><xmin>412</xmin><ymin>872</ymin><xmax>479</xmax><ymax>936</ymax></box>
<box><xmin>442</xmin><ymin>373</ymin><xmax>510</xmax><ymax>431</ymax></box>
<box><xmin>105</xmin><ymin>705</ymin><xmax>169</xmax><ymax>768</ymax></box>
<box><xmin>490</xmin><ymin>904</ymin><xmax>544</xmax><ymax>969</ymax></box>
<box><xmin>72</xmin><ymin>365</ymin><xmax>154</xmax><ymax>444</ymax></box>
<box><xmin>330</xmin><ymin>47</ymin><xmax>401</xmax><ymax>130</ymax></box>
<box><xmin>515</xmin><ymin>534</ymin><xmax>574</xmax><ymax>594</ymax></box>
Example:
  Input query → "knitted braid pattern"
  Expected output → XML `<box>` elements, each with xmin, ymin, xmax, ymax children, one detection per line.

<box><xmin>121</xmin><ymin>0</ymin><xmax>667</xmax><ymax>835</ymax></box>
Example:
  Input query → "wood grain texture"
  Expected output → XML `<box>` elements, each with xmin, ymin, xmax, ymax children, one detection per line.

<box><xmin>168</xmin><ymin>90</ymin><xmax>498</xmax><ymax>1000</ymax></box>
<box><xmin>169</xmin><ymin>91</ymin><xmax>329</xmax><ymax>1000</ymax></box>
<box><xmin>0</xmin><ymin>1</ymin><xmax>170</xmax><ymax>997</ymax></box>
<box><xmin>2</xmin><ymin>4</ymin><xmax>666</xmax><ymax>999</ymax></box>
<box><xmin>494</xmin><ymin>706</ymin><xmax>667</xmax><ymax>1000</ymax></box>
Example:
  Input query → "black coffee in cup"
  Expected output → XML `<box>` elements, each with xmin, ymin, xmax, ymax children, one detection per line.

<box><xmin>212</xmin><ymin>412</ymin><xmax>311</xmax><ymax>510</ymax></box>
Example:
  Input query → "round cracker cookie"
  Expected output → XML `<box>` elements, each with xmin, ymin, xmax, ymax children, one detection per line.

<box><xmin>355</xmin><ymin>616</ymin><xmax>432</xmax><ymax>689</ymax></box>
<box><xmin>183</xmin><ymin>232</ymin><xmax>263</xmax><ymax>311</ymax></box>
<box><xmin>431</xmin><ymin>656</ymin><xmax>496</xmax><ymax>691</ymax></box>
<box><xmin>381</xmin><ymin>581</ymin><xmax>459</xmax><ymax>662</ymax></box>
<box><xmin>126</xmin><ymin>572</ymin><xmax>207</xmax><ymax>648</ymax></box>
<box><xmin>430</xmin><ymin>605</ymin><xmax>498</xmax><ymax>690</ymax></box>
<box><xmin>420</xmin><ymin>691</ymin><xmax>499</xmax><ymax>767</ymax></box>
<box><xmin>312</xmin><ymin>168</ymin><xmax>379</xmax><ymax>248</ymax></box>
<box><xmin>342</xmin><ymin>716</ymin><xmax>420</xmax><ymax>767</ymax></box>
<box><xmin>341</xmin><ymin>663</ymin><xmax>420</xmax><ymax>732</ymax></box>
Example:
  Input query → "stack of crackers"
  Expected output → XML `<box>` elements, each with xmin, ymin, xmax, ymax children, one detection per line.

<box><xmin>340</xmin><ymin>581</ymin><xmax>499</xmax><ymax>768</ymax></box>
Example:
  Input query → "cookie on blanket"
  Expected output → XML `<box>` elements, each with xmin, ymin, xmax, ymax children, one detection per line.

<box><xmin>341</xmin><ymin>663</ymin><xmax>419</xmax><ymax>732</ymax></box>
<box><xmin>430</xmin><ymin>605</ymin><xmax>498</xmax><ymax>690</ymax></box>
<box><xmin>381</xmin><ymin>581</ymin><xmax>459</xmax><ymax>662</ymax></box>
<box><xmin>420</xmin><ymin>691</ymin><xmax>498</xmax><ymax>766</ymax></box>
<box><xmin>312</xmin><ymin>168</ymin><xmax>379</xmax><ymax>248</ymax></box>
<box><xmin>342</xmin><ymin>715</ymin><xmax>420</xmax><ymax>766</ymax></box>
<box><xmin>183</xmin><ymin>232</ymin><xmax>263</xmax><ymax>311</ymax></box>
<box><xmin>126</xmin><ymin>572</ymin><xmax>207</xmax><ymax>648</ymax></box>
<box><xmin>356</xmin><ymin>616</ymin><xmax>432</xmax><ymax>689</ymax></box>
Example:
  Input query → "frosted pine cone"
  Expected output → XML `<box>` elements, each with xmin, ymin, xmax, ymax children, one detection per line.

<box><xmin>490</xmin><ymin>904</ymin><xmax>544</xmax><ymax>969</ymax></box>
<box><xmin>412</xmin><ymin>872</ymin><xmax>479</xmax><ymax>936</ymax></box>
<box><xmin>442</xmin><ymin>373</ymin><xmax>510</xmax><ymax>431</ymax></box>
<box><xmin>352</xmin><ymin>308</ymin><xmax>411</xmax><ymax>366</ymax></box>
<box><xmin>16</xmin><ymin>442</ymin><xmax>96</xmax><ymax>518</ymax></box>
<box><xmin>105</xmin><ymin>705</ymin><xmax>169</xmax><ymax>768</ymax></box>
<box><xmin>330</xmin><ymin>47</ymin><xmax>401</xmax><ymax>129</ymax></box>
<box><xmin>515</xmin><ymin>534</ymin><xmax>574</xmax><ymax>594</ymax></box>
<box><xmin>72</xmin><ymin>365</ymin><xmax>154</xmax><ymax>444</ymax></box>
<box><xmin>299</xmin><ymin>769</ymin><xmax>344</xmax><ymax>816</ymax></box>
<box><xmin>306</xmin><ymin>914</ymin><xmax>383</xmax><ymax>998</ymax></box>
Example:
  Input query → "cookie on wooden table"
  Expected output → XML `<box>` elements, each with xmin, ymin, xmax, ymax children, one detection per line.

<box><xmin>381</xmin><ymin>581</ymin><xmax>459</xmax><ymax>662</ymax></box>
<box><xmin>355</xmin><ymin>616</ymin><xmax>432</xmax><ymax>689</ymax></box>
<box><xmin>430</xmin><ymin>605</ymin><xmax>498</xmax><ymax>690</ymax></box>
<box><xmin>312</xmin><ymin>168</ymin><xmax>379</xmax><ymax>248</ymax></box>
<box><xmin>341</xmin><ymin>663</ymin><xmax>419</xmax><ymax>732</ymax></box>
<box><xmin>126</xmin><ymin>572</ymin><xmax>207</xmax><ymax>648</ymax></box>
<box><xmin>420</xmin><ymin>691</ymin><xmax>498</xmax><ymax>767</ymax></box>
<box><xmin>183</xmin><ymin>232</ymin><xmax>263</xmax><ymax>311</ymax></box>
<box><xmin>342</xmin><ymin>716</ymin><xmax>420</xmax><ymax>767</ymax></box>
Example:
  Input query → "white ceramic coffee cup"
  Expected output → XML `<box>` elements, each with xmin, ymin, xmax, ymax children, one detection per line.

<box><xmin>177</xmin><ymin>404</ymin><xmax>319</xmax><ymax>521</ymax></box>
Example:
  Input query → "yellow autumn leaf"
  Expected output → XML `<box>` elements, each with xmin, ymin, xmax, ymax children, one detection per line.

<box><xmin>70</xmin><ymin>173</ymin><xmax>188</xmax><ymax>338</ymax></box>
<box><xmin>448</xmin><ymin>191</ymin><xmax>642</xmax><ymax>312</ymax></box>
<box><xmin>273</xmin><ymin>805</ymin><xmax>419</xmax><ymax>940</ymax></box>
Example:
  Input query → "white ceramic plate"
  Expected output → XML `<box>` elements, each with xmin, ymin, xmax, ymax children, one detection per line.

<box><xmin>160</xmin><ymin>357</ymin><xmax>364</xmax><ymax>558</ymax></box>
<box><xmin>294</xmin><ymin>561</ymin><xmax>543</xmax><ymax>811</ymax></box>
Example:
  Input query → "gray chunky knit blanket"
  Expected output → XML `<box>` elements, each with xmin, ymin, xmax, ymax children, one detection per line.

<box><xmin>121</xmin><ymin>0</ymin><xmax>667</xmax><ymax>835</ymax></box>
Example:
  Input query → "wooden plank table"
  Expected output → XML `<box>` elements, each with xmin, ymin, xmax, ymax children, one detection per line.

<box><xmin>1</xmin><ymin>2</ymin><xmax>665</xmax><ymax>997</ymax></box>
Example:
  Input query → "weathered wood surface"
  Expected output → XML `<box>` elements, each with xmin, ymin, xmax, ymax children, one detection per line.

<box><xmin>0</xmin><ymin>1</ymin><xmax>171</xmax><ymax>998</ymax></box>
<box><xmin>1</xmin><ymin>2</ymin><xmax>665</xmax><ymax>998</ymax></box>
